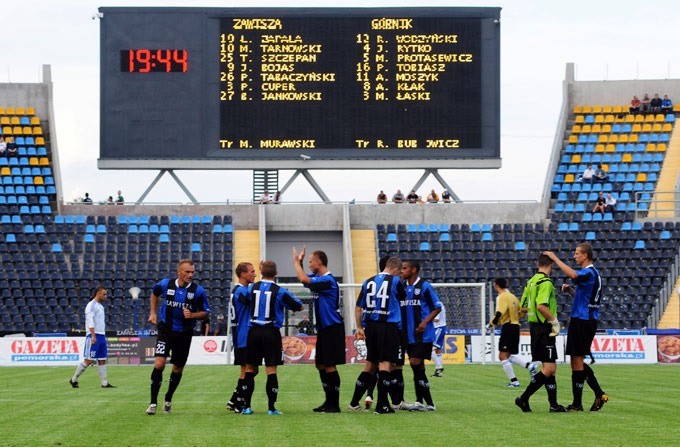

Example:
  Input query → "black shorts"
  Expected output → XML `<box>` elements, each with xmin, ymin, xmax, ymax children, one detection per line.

<box><xmin>499</xmin><ymin>323</ymin><xmax>520</xmax><ymax>354</ymax></box>
<box><xmin>315</xmin><ymin>324</ymin><xmax>346</xmax><ymax>366</ymax></box>
<box><xmin>245</xmin><ymin>325</ymin><xmax>283</xmax><ymax>366</ymax></box>
<box><xmin>233</xmin><ymin>347</ymin><xmax>247</xmax><ymax>366</ymax></box>
<box><xmin>529</xmin><ymin>322</ymin><xmax>558</xmax><ymax>363</ymax></box>
<box><xmin>406</xmin><ymin>342</ymin><xmax>433</xmax><ymax>361</ymax></box>
<box><xmin>365</xmin><ymin>322</ymin><xmax>402</xmax><ymax>364</ymax></box>
<box><xmin>155</xmin><ymin>325</ymin><xmax>193</xmax><ymax>368</ymax></box>
<box><xmin>394</xmin><ymin>330</ymin><xmax>407</xmax><ymax>366</ymax></box>
<box><xmin>566</xmin><ymin>318</ymin><xmax>598</xmax><ymax>357</ymax></box>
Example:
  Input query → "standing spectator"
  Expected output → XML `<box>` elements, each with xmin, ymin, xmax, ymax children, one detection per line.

<box><xmin>406</xmin><ymin>189</ymin><xmax>419</xmax><ymax>203</ymax></box>
<box><xmin>629</xmin><ymin>95</ymin><xmax>641</xmax><ymax>114</ymax></box>
<box><xmin>0</xmin><ymin>136</ymin><xmax>6</xmax><ymax>155</ymax></box>
<box><xmin>592</xmin><ymin>192</ymin><xmax>606</xmax><ymax>215</ymax></box>
<box><xmin>650</xmin><ymin>94</ymin><xmax>662</xmax><ymax>114</ymax></box>
<box><xmin>605</xmin><ymin>193</ymin><xmax>617</xmax><ymax>215</ymax></box>
<box><xmin>581</xmin><ymin>165</ymin><xmax>595</xmax><ymax>184</ymax></box>
<box><xmin>194</xmin><ymin>318</ymin><xmax>210</xmax><ymax>336</ymax></box>
<box><xmin>83</xmin><ymin>193</ymin><xmax>93</xmax><ymax>204</ymax></box>
<box><xmin>145</xmin><ymin>260</ymin><xmax>210</xmax><ymax>415</ymax></box>
<box><xmin>353</xmin><ymin>257</ymin><xmax>406</xmax><ymax>414</ymax></box>
<box><xmin>593</xmin><ymin>165</ymin><xmax>607</xmax><ymax>183</ymax></box>
<box><xmin>376</xmin><ymin>190</ymin><xmax>388</xmax><ymax>204</ymax></box>
<box><xmin>272</xmin><ymin>190</ymin><xmax>282</xmax><ymax>204</ymax></box>
<box><xmin>514</xmin><ymin>254</ymin><xmax>565</xmax><ymax>413</ymax></box>
<box><xmin>69</xmin><ymin>286</ymin><xmax>115</xmax><ymax>388</ymax></box>
<box><xmin>544</xmin><ymin>245</ymin><xmax>608</xmax><ymax>412</ymax></box>
<box><xmin>431</xmin><ymin>304</ymin><xmax>446</xmax><ymax>377</ymax></box>
<box><xmin>293</xmin><ymin>247</ymin><xmax>344</xmax><ymax>413</ymax></box>
<box><xmin>426</xmin><ymin>189</ymin><xmax>439</xmax><ymax>203</ymax></box>
<box><xmin>226</xmin><ymin>262</ymin><xmax>257</xmax><ymax>413</ymax></box>
<box><xmin>213</xmin><ymin>314</ymin><xmax>229</xmax><ymax>336</ymax></box>
<box><xmin>259</xmin><ymin>190</ymin><xmax>272</xmax><ymax>204</ymax></box>
<box><xmin>116</xmin><ymin>190</ymin><xmax>124</xmax><ymax>205</ymax></box>
<box><xmin>661</xmin><ymin>95</ymin><xmax>673</xmax><ymax>114</ymax></box>
<box><xmin>399</xmin><ymin>260</ymin><xmax>442</xmax><ymax>411</ymax></box>
<box><xmin>240</xmin><ymin>260</ymin><xmax>304</xmax><ymax>415</ymax></box>
<box><xmin>392</xmin><ymin>189</ymin><xmax>405</xmax><ymax>204</ymax></box>
<box><xmin>641</xmin><ymin>93</ymin><xmax>651</xmax><ymax>114</ymax></box>
<box><xmin>441</xmin><ymin>189</ymin><xmax>451</xmax><ymax>203</ymax></box>
<box><xmin>487</xmin><ymin>278</ymin><xmax>538</xmax><ymax>388</ymax></box>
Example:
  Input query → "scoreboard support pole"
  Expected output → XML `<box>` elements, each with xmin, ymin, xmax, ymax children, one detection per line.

<box><xmin>411</xmin><ymin>169</ymin><xmax>461</xmax><ymax>203</ymax></box>
<box><xmin>135</xmin><ymin>169</ymin><xmax>199</xmax><ymax>205</ymax></box>
<box><xmin>279</xmin><ymin>169</ymin><xmax>332</xmax><ymax>204</ymax></box>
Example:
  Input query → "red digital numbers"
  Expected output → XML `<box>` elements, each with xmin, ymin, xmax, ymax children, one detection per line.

<box><xmin>122</xmin><ymin>49</ymin><xmax>188</xmax><ymax>73</ymax></box>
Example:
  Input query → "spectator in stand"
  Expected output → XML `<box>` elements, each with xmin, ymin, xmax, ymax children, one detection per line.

<box><xmin>581</xmin><ymin>165</ymin><xmax>595</xmax><ymax>184</ymax></box>
<box><xmin>273</xmin><ymin>190</ymin><xmax>282</xmax><ymax>204</ymax></box>
<box><xmin>83</xmin><ymin>193</ymin><xmax>93</xmax><ymax>204</ymax></box>
<box><xmin>650</xmin><ymin>94</ymin><xmax>662</xmax><ymax>114</ymax></box>
<box><xmin>661</xmin><ymin>95</ymin><xmax>673</xmax><ymax>114</ymax></box>
<box><xmin>259</xmin><ymin>190</ymin><xmax>272</xmax><ymax>204</ymax></box>
<box><xmin>116</xmin><ymin>190</ymin><xmax>124</xmax><ymax>205</ymax></box>
<box><xmin>0</xmin><ymin>136</ymin><xmax>6</xmax><ymax>155</ymax></box>
<box><xmin>426</xmin><ymin>189</ymin><xmax>439</xmax><ymax>203</ymax></box>
<box><xmin>605</xmin><ymin>193</ymin><xmax>617</xmax><ymax>215</ymax></box>
<box><xmin>641</xmin><ymin>93</ymin><xmax>651</xmax><ymax>114</ymax></box>
<box><xmin>441</xmin><ymin>190</ymin><xmax>451</xmax><ymax>203</ymax></box>
<box><xmin>593</xmin><ymin>165</ymin><xmax>608</xmax><ymax>183</ymax></box>
<box><xmin>629</xmin><ymin>95</ymin><xmax>641</xmax><ymax>114</ymax></box>
<box><xmin>407</xmin><ymin>189</ymin><xmax>419</xmax><ymax>204</ymax></box>
<box><xmin>296</xmin><ymin>314</ymin><xmax>316</xmax><ymax>336</ymax></box>
<box><xmin>6</xmin><ymin>138</ymin><xmax>18</xmax><ymax>157</ymax></box>
<box><xmin>376</xmin><ymin>190</ymin><xmax>388</xmax><ymax>204</ymax></box>
<box><xmin>213</xmin><ymin>314</ymin><xmax>229</xmax><ymax>336</ymax></box>
<box><xmin>392</xmin><ymin>189</ymin><xmax>405</xmax><ymax>204</ymax></box>
<box><xmin>592</xmin><ymin>192</ymin><xmax>606</xmax><ymax>216</ymax></box>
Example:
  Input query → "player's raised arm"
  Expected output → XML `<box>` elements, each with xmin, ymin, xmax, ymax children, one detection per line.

<box><xmin>292</xmin><ymin>246</ymin><xmax>311</xmax><ymax>285</ymax></box>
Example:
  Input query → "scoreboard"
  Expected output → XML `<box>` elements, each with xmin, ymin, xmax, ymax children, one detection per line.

<box><xmin>98</xmin><ymin>7</ymin><xmax>501</xmax><ymax>169</ymax></box>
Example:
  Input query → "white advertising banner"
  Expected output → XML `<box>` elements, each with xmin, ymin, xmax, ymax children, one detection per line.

<box><xmin>0</xmin><ymin>337</ymin><xmax>84</xmax><ymax>366</ymax></box>
<box><xmin>470</xmin><ymin>335</ymin><xmax>566</xmax><ymax>364</ymax></box>
<box><xmin>186</xmin><ymin>336</ymin><xmax>232</xmax><ymax>365</ymax></box>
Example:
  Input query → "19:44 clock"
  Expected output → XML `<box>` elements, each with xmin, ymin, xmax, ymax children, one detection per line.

<box><xmin>120</xmin><ymin>49</ymin><xmax>188</xmax><ymax>73</ymax></box>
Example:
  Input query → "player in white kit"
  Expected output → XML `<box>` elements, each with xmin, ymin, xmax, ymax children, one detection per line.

<box><xmin>431</xmin><ymin>305</ymin><xmax>447</xmax><ymax>377</ymax></box>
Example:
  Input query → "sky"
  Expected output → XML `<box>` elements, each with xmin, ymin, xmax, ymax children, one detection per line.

<box><xmin>3</xmin><ymin>0</ymin><xmax>680</xmax><ymax>205</ymax></box>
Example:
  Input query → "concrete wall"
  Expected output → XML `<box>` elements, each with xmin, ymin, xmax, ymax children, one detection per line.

<box><xmin>267</xmin><ymin>231</ymin><xmax>343</xmax><ymax>279</ymax></box>
<box><xmin>0</xmin><ymin>83</ymin><xmax>50</xmax><ymax>118</ymax></box>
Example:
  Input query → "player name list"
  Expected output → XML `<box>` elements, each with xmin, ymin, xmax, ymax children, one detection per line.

<box><xmin>218</xmin><ymin>17</ymin><xmax>482</xmax><ymax>150</ymax></box>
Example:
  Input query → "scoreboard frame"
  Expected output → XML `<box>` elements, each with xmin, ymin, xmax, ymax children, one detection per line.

<box><xmin>98</xmin><ymin>7</ymin><xmax>501</xmax><ymax>170</ymax></box>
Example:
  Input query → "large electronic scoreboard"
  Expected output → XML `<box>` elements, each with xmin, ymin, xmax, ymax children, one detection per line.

<box><xmin>98</xmin><ymin>7</ymin><xmax>501</xmax><ymax>169</ymax></box>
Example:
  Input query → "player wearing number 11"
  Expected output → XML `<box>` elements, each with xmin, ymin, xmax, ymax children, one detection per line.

<box><xmin>239</xmin><ymin>260</ymin><xmax>304</xmax><ymax>415</ymax></box>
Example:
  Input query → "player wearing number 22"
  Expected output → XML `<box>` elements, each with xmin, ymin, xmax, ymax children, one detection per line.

<box><xmin>239</xmin><ymin>260</ymin><xmax>304</xmax><ymax>415</ymax></box>
<box><xmin>515</xmin><ymin>254</ymin><xmax>566</xmax><ymax>413</ymax></box>
<box><xmin>354</xmin><ymin>257</ymin><xmax>406</xmax><ymax>414</ymax></box>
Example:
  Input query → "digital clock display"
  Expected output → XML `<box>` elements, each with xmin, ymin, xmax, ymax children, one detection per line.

<box><xmin>120</xmin><ymin>49</ymin><xmax>188</xmax><ymax>73</ymax></box>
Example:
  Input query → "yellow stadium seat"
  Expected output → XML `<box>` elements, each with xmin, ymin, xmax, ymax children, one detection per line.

<box><xmin>25</xmin><ymin>107</ymin><xmax>35</xmax><ymax>115</ymax></box>
<box><xmin>601</xmin><ymin>164</ymin><xmax>609</xmax><ymax>172</ymax></box>
<box><xmin>1</xmin><ymin>167</ymin><xmax>11</xmax><ymax>176</ymax></box>
<box><xmin>605</xmin><ymin>144</ymin><xmax>616</xmax><ymax>153</ymax></box>
<box><xmin>622</xmin><ymin>153</ymin><xmax>632</xmax><ymax>163</ymax></box>
<box><xmin>646</xmin><ymin>143</ymin><xmax>656</xmax><ymax>152</ymax></box>
<box><xmin>613</xmin><ymin>105</ymin><xmax>623</xmax><ymax>114</ymax></box>
<box><xmin>598</xmin><ymin>134</ymin><xmax>608</xmax><ymax>143</ymax></box>
<box><xmin>674</xmin><ymin>104</ymin><xmax>680</xmax><ymax>112</ymax></box>
<box><xmin>631</xmin><ymin>124</ymin><xmax>642</xmax><ymax>133</ymax></box>
<box><xmin>594</xmin><ymin>115</ymin><xmax>604</xmax><ymax>124</ymax></box>
<box><xmin>608</xmin><ymin>135</ymin><xmax>619</xmax><ymax>143</ymax></box>
<box><xmin>636</xmin><ymin>173</ymin><xmax>647</xmax><ymax>182</ymax></box>
<box><xmin>33</xmin><ymin>176</ymin><xmax>44</xmax><ymax>185</ymax></box>
<box><xmin>2</xmin><ymin>126</ymin><xmax>12</xmax><ymax>135</ymax></box>
<box><xmin>603</xmin><ymin>105</ymin><xmax>613</xmax><ymax>114</ymax></box>
<box><xmin>595</xmin><ymin>144</ymin><xmax>605</xmax><ymax>153</ymax></box>
<box><xmin>604</xmin><ymin>114</ymin><xmax>614</xmax><ymax>123</ymax></box>
<box><xmin>565</xmin><ymin>174</ymin><xmax>575</xmax><ymax>183</ymax></box>
<box><xmin>614</xmin><ymin>115</ymin><xmax>625</xmax><ymax>123</ymax></box>
<box><xmin>30</xmin><ymin>117</ymin><xmax>40</xmax><ymax>125</ymax></box>
<box><xmin>592</xmin><ymin>124</ymin><xmax>602</xmax><ymax>133</ymax></box>
<box><xmin>15</xmin><ymin>107</ymin><xmax>25</xmax><ymax>115</ymax></box>
<box><xmin>571</xmin><ymin>125</ymin><xmax>582</xmax><ymax>134</ymax></box>
<box><xmin>601</xmin><ymin>124</ymin><xmax>612</xmax><ymax>133</ymax></box>
<box><xmin>624</xmin><ymin>114</ymin><xmax>635</xmax><ymax>123</ymax></box>
<box><xmin>657</xmin><ymin>143</ymin><xmax>667</xmax><ymax>152</ymax></box>
<box><xmin>581</xmin><ymin>124</ymin><xmax>592</xmax><ymax>133</ymax></box>
<box><xmin>35</xmin><ymin>137</ymin><xmax>45</xmax><ymax>145</ymax></box>
<box><xmin>573</xmin><ymin>105</ymin><xmax>583</xmax><ymax>114</ymax></box>
<box><xmin>38</xmin><ymin>157</ymin><xmax>49</xmax><ymax>166</ymax></box>
<box><xmin>583</xmin><ymin>105</ymin><xmax>593</xmax><ymax>114</ymax></box>
<box><xmin>32</xmin><ymin>127</ymin><xmax>42</xmax><ymax>135</ymax></box>
<box><xmin>5</xmin><ymin>107</ymin><xmax>15</xmax><ymax>115</ymax></box>
<box><xmin>634</xmin><ymin>115</ymin><xmax>645</xmax><ymax>123</ymax></box>
<box><xmin>571</xmin><ymin>154</ymin><xmax>582</xmax><ymax>164</ymax></box>
<box><xmin>10</xmin><ymin>116</ymin><xmax>20</xmax><ymax>125</ymax></box>
<box><xmin>0</xmin><ymin>117</ymin><xmax>9</xmax><ymax>125</ymax></box>
<box><xmin>644</xmin><ymin>114</ymin><xmax>655</xmax><ymax>123</ymax></box>
<box><xmin>662</xmin><ymin>123</ymin><xmax>673</xmax><ymax>132</ymax></box>
<box><xmin>592</xmin><ymin>105</ymin><xmax>603</xmax><ymax>114</ymax></box>
<box><xmin>619</xmin><ymin>134</ymin><xmax>629</xmax><ymax>143</ymax></box>
<box><xmin>22</xmin><ymin>126</ymin><xmax>32</xmax><ymax>135</ymax></box>
<box><xmin>654</xmin><ymin>114</ymin><xmax>665</xmax><ymax>123</ymax></box>
<box><xmin>652</xmin><ymin>123</ymin><xmax>662</xmax><ymax>133</ymax></box>
<box><xmin>574</xmin><ymin>115</ymin><xmax>585</xmax><ymax>124</ymax></box>
<box><xmin>12</xmin><ymin>126</ymin><xmax>22</xmax><ymax>135</ymax></box>
<box><xmin>29</xmin><ymin>157</ymin><xmax>39</xmax><ymax>166</ymax></box>
<box><xmin>642</xmin><ymin>123</ymin><xmax>652</xmax><ymax>133</ymax></box>
<box><xmin>628</xmin><ymin>134</ymin><xmax>638</xmax><ymax>143</ymax></box>
<box><xmin>0</xmin><ymin>107</ymin><xmax>5</xmax><ymax>114</ymax></box>
<box><xmin>568</xmin><ymin>135</ymin><xmax>578</xmax><ymax>144</ymax></box>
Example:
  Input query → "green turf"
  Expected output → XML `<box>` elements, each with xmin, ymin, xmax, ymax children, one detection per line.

<box><xmin>0</xmin><ymin>364</ymin><xmax>678</xmax><ymax>446</ymax></box>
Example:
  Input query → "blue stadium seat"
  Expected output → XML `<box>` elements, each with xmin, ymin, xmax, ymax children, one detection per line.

<box><xmin>223</xmin><ymin>224</ymin><xmax>233</xmax><ymax>233</ymax></box>
<box><xmin>128</xmin><ymin>225</ymin><xmax>138</xmax><ymax>233</ymax></box>
<box><xmin>419</xmin><ymin>242</ymin><xmax>430</xmax><ymax>251</ymax></box>
<box><xmin>159</xmin><ymin>234</ymin><xmax>170</xmax><ymax>243</ymax></box>
<box><xmin>84</xmin><ymin>234</ymin><xmax>95</xmax><ymax>243</ymax></box>
<box><xmin>386</xmin><ymin>233</ymin><xmax>397</xmax><ymax>242</ymax></box>
<box><xmin>557</xmin><ymin>223</ymin><xmax>569</xmax><ymax>232</ymax></box>
<box><xmin>439</xmin><ymin>233</ymin><xmax>450</xmax><ymax>242</ymax></box>
<box><xmin>620</xmin><ymin>222</ymin><xmax>632</xmax><ymax>231</ymax></box>
<box><xmin>514</xmin><ymin>241</ymin><xmax>526</xmax><ymax>250</ymax></box>
<box><xmin>634</xmin><ymin>240</ymin><xmax>645</xmax><ymax>249</ymax></box>
<box><xmin>51</xmin><ymin>243</ymin><xmax>62</xmax><ymax>252</ymax></box>
<box><xmin>482</xmin><ymin>233</ymin><xmax>493</xmax><ymax>242</ymax></box>
<box><xmin>86</xmin><ymin>224</ymin><xmax>96</xmax><ymax>233</ymax></box>
<box><xmin>191</xmin><ymin>243</ymin><xmax>201</xmax><ymax>252</ymax></box>
<box><xmin>117</xmin><ymin>215</ymin><xmax>128</xmax><ymax>224</ymax></box>
<box><xmin>585</xmin><ymin>231</ymin><xmax>596</xmax><ymax>241</ymax></box>
<box><xmin>568</xmin><ymin>222</ymin><xmax>579</xmax><ymax>231</ymax></box>
<box><xmin>407</xmin><ymin>224</ymin><xmax>417</xmax><ymax>232</ymax></box>
<box><xmin>660</xmin><ymin>231</ymin><xmax>671</xmax><ymax>240</ymax></box>
<box><xmin>582</xmin><ymin>213</ymin><xmax>593</xmax><ymax>222</ymax></box>
<box><xmin>160</xmin><ymin>225</ymin><xmax>170</xmax><ymax>233</ymax></box>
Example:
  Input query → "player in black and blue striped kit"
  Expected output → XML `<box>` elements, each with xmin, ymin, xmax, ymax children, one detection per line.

<box><xmin>226</xmin><ymin>262</ymin><xmax>256</xmax><ymax>413</ymax></box>
<box><xmin>293</xmin><ymin>247</ymin><xmax>345</xmax><ymax>413</ymax></box>
<box><xmin>146</xmin><ymin>260</ymin><xmax>210</xmax><ymax>415</ymax></box>
<box><xmin>240</xmin><ymin>260</ymin><xmax>304</xmax><ymax>415</ymax></box>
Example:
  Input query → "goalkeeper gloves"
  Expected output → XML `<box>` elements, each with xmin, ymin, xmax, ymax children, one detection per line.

<box><xmin>549</xmin><ymin>319</ymin><xmax>560</xmax><ymax>337</ymax></box>
<box><xmin>485</xmin><ymin>323</ymin><xmax>493</xmax><ymax>333</ymax></box>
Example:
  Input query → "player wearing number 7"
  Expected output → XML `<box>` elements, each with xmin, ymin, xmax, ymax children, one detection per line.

<box><xmin>515</xmin><ymin>254</ymin><xmax>566</xmax><ymax>413</ymax></box>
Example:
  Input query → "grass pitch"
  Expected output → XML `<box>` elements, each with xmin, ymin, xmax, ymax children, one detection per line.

<box><xmin>0</xmin><ymin>363</ymin><xmax>678</xmax><ymax>446</ymax></box>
